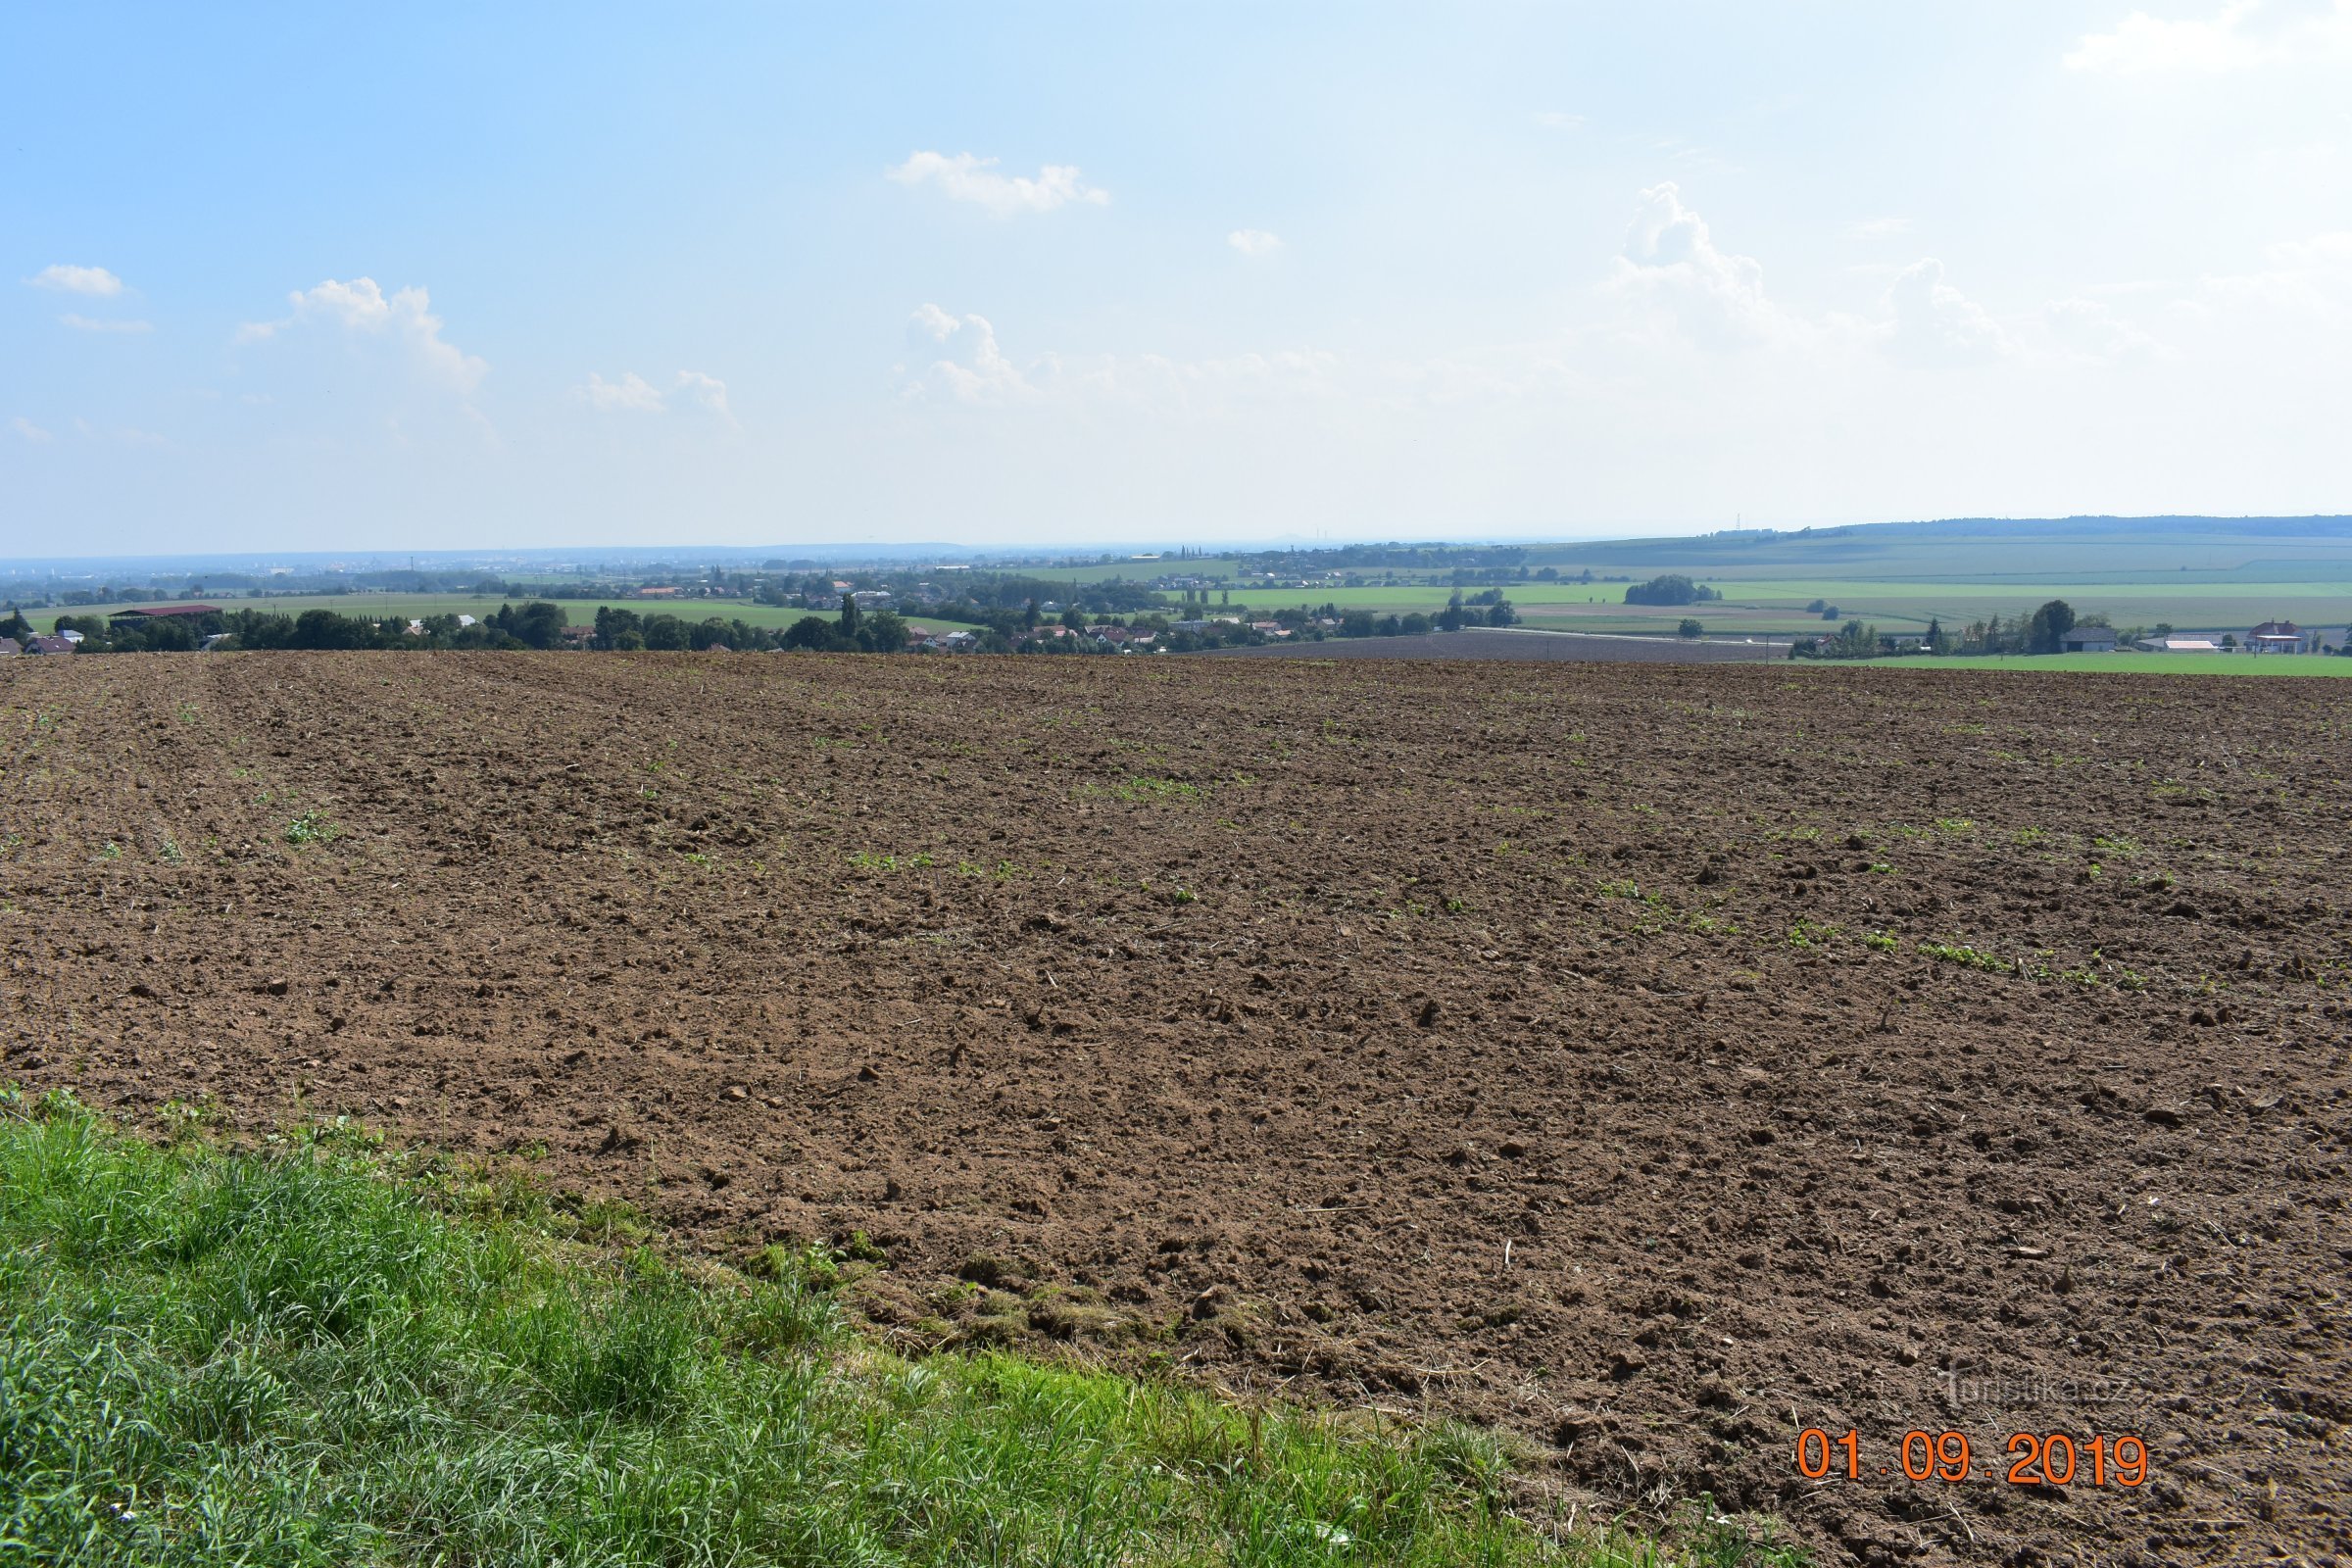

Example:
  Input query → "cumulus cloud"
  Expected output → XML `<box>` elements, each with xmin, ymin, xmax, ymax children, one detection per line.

<box><xmin>908</xmin><ymin>302</ymin><xmax>961</xmax><ymax>343</ymax></box>
<box><xmin>60</xmin><ymin>313</ymin><xmax>151</xmax><ymax>333</ymax></box>
<box><xmin>1227</xmin><ymin>228</ymin><xmax>1283</xmax><ymax>256</ymax></box>
<box><xmin>575</xmin><ymin>368</ymin><xmax>738</xmax><ymax>425</ymax></box>
<box><xmin>1609</xmin><ymin>182</ymin><xmax>1785</xmax><ymax>346</ymax></box>
<box><xmin>24</xmin><ymin>264</ymin><xmax>122</xmax><ymax>295</ymax></box>
<box><xmin>576</xmin><ymin>370</ymin><xmax>665</xmax><ymax>413</ymax></box>
<box><xmin>904</xmin><ymin>305</ymin><xmax>1032</xmax><ymax>402</ymax></box>
<box><xmin>886</xmin><ymin>151</ymin><xmax>1109</xmax><ymax>217</ymax></box>
<box><xmin>1882</xmin><ymin>259</ymin><xmax>2013</xmax><ymax>362</ymax></box>
<box><xmin>2045</xmin><ymin>296</ymin><xmax>2167</xmax><ymax>361</ymax></box>
<box><xmin>900</xmin><ymin>304</ymin><xmax>1344</xmax><ymax>411</ymax></box>
<box><xmin>2065</xmin><ymin>0</ymin><xmax>2352</xmax><ymax>74</ymax></box>
<box><xmin>10</xmin><ymin>416</ymin><xmax>55</xmax><ymax>443</ymax></box>
<box><xmin>671</xmin><ymin>370</ymin><xmax>735</xmax><ymax>423</ymax></box>
<box><xmin>237</xmin><ymin>277</ymin><xmax>487</xmax><ymax>394</ymax></box>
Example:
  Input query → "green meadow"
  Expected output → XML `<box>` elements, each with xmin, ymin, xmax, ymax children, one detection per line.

<box><xmin>0</xmin><ymin>1097</ymin><xmax>1802</xmax><ymax>1567</ymax></box>
<box><xmin>1022</xmin><ymin>520</ymin><xmax>2352</xmax><ymax>641</ymax></box>
<box><xmin>1192</xmin><ymin>578</ymin><xmax>2349</xmax><ymax>640</ymax></box>
<box><xmin>1875</xmin><ymin>651</ymin><xmax>2352</xmax><ymax>676</ymax></box>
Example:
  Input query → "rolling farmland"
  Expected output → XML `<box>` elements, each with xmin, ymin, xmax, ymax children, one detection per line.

<box><xmin>8</xmin><ymin>649</ymin><xmax>2346</xmax><ymax>1565</ymax></box>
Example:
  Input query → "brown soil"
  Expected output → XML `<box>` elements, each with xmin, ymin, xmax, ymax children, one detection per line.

<box><xmin>5</xmin><ymin>652</ymin><xmax>2346</xmax><ymax>1566</ymax></box>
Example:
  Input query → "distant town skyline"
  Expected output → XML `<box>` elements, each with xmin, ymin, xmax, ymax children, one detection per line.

<box><xmin>6</xmin><ymin>2</ymin><xmax>2349</xmax><ymax>553</ymax></box>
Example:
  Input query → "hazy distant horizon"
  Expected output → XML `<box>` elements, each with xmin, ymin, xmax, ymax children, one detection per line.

<box><xmin>7</xmin><ymin>513</ymin><xmax>2349</xmax><ymax>577</ymax></box>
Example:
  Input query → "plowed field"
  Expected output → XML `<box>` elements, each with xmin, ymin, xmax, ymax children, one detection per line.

<box><xmin>5</xmin><ymin>653</ymin><xmax>2346</xmax><ymax>1566</ymax></box>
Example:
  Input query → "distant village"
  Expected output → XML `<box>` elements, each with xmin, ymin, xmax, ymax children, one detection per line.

<box><xmin>0</xmin><ymin>546</ymin><xmax>2342</xmax><ymax>660</ymax></box>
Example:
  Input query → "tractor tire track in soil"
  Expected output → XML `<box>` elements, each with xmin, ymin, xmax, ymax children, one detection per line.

<box><xmin>4</xmin><ymin>652</ymin><xmax>2346</xmax><ymax>1566</ymax></box>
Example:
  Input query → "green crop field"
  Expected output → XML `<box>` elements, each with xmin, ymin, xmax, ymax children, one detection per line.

<box><xmin>1192</xmin><ymin>577</ymin><xmax>2350</xmax><ymax>639</ymax></box>
<box><xmin>1696</xmin><ymin>579</ymin><xmax>2351</xmax><ymax>632</ymax></box>
<box><xmin>1011</xmin><ymin>519</ymin><xmax>2352</xmax><ymax>640</ymax></box>
<box><xmin>1875</xmin><ymin>651</ymin><xmax>2352</xmax><ymax>677</ymax></box>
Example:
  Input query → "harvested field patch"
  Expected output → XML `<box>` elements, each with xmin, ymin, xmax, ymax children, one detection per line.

<box><xmin>5</xmin><ymin>652</ymin><xmax>2348</xmax><ymax>1565</ymax></box>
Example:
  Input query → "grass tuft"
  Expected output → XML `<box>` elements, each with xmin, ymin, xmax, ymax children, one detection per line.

<box><xmin>0</xmin><ymin>1097</ymin><xmax>1806</xmax><ymax>1566</ymax></box>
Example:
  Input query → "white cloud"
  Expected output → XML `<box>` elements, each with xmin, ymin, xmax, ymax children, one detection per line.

<box><xmin>1227</xmin><ymin>228</ymin><xmax>1283</xmax><ymax>256</ymax></box>
<box><xmin>1533</xmin><ymin>111</ymin><xmax>1585</xmax><ymax>129</ymax></box>
<box><xmin>671</xmin><ymin>370</ymin><xmax>736</xmax><ymax>425</ymax></box>
<box><xmin>1882</xmin><ymin>259</ymin><xmax>2013</xmax><ymax>362</ymax></box>
<box><xmin>885</xmin><ymin>151</ymin><xmax>1109</xmax><ymax>217</ymax></box>
<box><xmin>1844</xmin><ymin>217</ymin><xmax>1912</xmax><ymax>239</ymax></box>
<box><xmin>574</xmin><ymin>369</ymin><xmax>738</xmax><ymax>425</ymax></box>
<box><xmin>904</xmin><ymin>306</ymin><xmax>1032</xmax><ymax>403</ymax></box>
<box><xmin>2044</xmin><ymin>296</ymin><xmax>2167</xmax><ymax>361</ymax></box>
<box><xmin>24</xmin><ymin>264</ymin><xmax>122</xmax><ymax>296</ymax></box>
<box><xmin>10</xmin><ymin>416</ymin><xmax>54</xmax><ymax>443</ymax></box>
<box><xmin>2065</xmin><ymin>0</ymin><xmax>2352</xmax><ymax>74</ymax></box>
<box><xmin>60</xmin><ymin>313</ymin><xmax>151</xmax><ymax>333</ymax></box>
<box><xmin>576</xmin><ymin>370</ymin><xmax>665</xmax><ymax>413</ymax></box>
<box><xmin>236</xmin><ymin>277</ymin><xmax>487</xmax><ymax>394</ymax></box>
<box><xmin>909</xmin><ymin>302</ymin><xmax>961</xmax><ymax>343</ymax></box>
<box><xmin>901</xmin><ymin>305</ymin><xmax>1349</xmax><ymax>411</ymax></box>
<box><xmin>1608</xmin><ymin>182</ymin><xmax>1786</xmax><ymax>346</ymax></box>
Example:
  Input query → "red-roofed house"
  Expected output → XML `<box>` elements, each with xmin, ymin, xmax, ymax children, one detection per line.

<box><xmin>2247</xmin><ymin>620</ymin><xmax>2305</xmax><ymax>654</ymax></box>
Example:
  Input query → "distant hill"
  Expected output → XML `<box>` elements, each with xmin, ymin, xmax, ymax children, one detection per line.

<box><xmin>1544</xmin><ymin>515</ymin><xmax>2352</xmax><ymax>580</ymax></box>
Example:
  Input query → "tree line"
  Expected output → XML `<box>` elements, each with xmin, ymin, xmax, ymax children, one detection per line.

<box><xmin>1792</xmin><ymin>600</ymin><xmax>2097</xmax><ymax>660</ymax></box>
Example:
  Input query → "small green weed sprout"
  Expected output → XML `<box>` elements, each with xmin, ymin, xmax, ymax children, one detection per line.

<box><xmin>283</xmin><ymin>811</ymin><xmax>336</xmax><ymax>846</ymax></box>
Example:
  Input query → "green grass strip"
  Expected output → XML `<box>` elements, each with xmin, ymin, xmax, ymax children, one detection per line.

<box><xmin>0</xmin><ymin>1094</ymin><xmax>1804</xmax><ymax>1567</ymax></box>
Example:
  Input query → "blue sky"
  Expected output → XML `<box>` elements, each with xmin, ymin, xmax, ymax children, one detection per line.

<box><xmin>5</xmin><ymin>2</ymin><xmax>2348</xmax><ymax>554</ymax></box>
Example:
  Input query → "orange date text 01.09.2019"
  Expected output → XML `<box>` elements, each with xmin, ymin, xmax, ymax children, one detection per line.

<box><xmin>1794</xmin><ymin>1429</ymin><xmax>2150</xmax><ymax>1488</ymax></box>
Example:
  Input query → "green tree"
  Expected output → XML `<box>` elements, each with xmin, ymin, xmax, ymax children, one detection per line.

<box><xmin>290</xmin><ymin>609</ymin><xmax>369</xmax><ymax>650</ymax></box>
<box><xmin>1832</xmin><ymin>618</ymin><xmax>1877</xmax><ymax>658</ymax></box>
<box><xmin>594</xmin><ymin>606</ymin><xmax>643</xmax><ymax>647</ymax></box>
<box><xmin>1624</xmin><ymin>573</ymin><xmax>1704</xmax><ymax>606</ymax></box>
<box><xmin>781</xmin><ymin>615</ymin><xmax>836</xmax><ymax>651</ymax></box>
<box><xmin>2026</xmin><ymin>599</ymin><xmax>2077</xmax><ymax>655</ymax></box>
<box><xmin>1677</xmin><ymin>618</ymin><xmax>1703</xmax><ymax>639</ymax></box>
<box><xmin>839</xmin><ymin>593</ymin><xmax>862</xmax><ymax>638</ymax></box>
<box><xmin>511</xmin><ymin>601</ymin><xmax>566</xmax><ymax>650</ymax></box>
